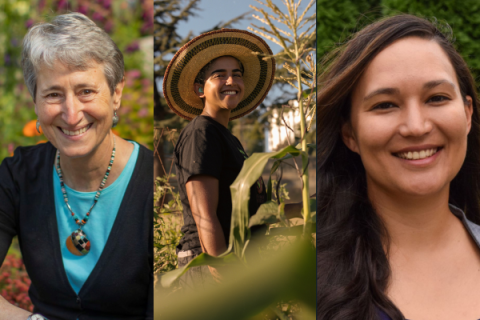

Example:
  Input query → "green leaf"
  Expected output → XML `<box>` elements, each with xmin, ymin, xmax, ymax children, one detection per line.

<box><xmin>266</xmin><ymin>155</ymin><xmax>291</xmax><ymax>201</ymax></box>
<box><xmin>248</xmin><ymin>201</ymin><xmax>279</xmax><ymax>228</ymax></box>
<box><xmin>155</xmin><ymin>240</ymin><xmax>316</xmax><ymax>320</ymax></box>
<box><xmin>228</xmin><ymin>145</ymin><xmax>302</xmax><ymax>258</ymax></box>
<box><xmin>295</xmin><ymin>143</ymin><xmax>316</xmax><ymax>150</ymax></box>
<box><xmin>160</xmin><ymin>252</ymin><xmax>239</xmax><ymax>288</ymax></box>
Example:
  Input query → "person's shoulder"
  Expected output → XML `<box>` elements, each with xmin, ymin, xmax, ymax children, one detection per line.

<box><xmin>176</xmin><ymin>116</ymin><xmax>223</xmax><ymax>149</ymax></box>
<box><xmin>186</xmin><ymin>115</ymin><xmax>224</xmax><ymax>134</ymax></box>
<box><xmin>133</xmin><ymin>141</ymin><xmax>154</xmax><ymax>157</ymax></box>
<box><xmin>127</xmin><ymin>140</ymin><xmax>153</xmax><ymax>173</ymax></box>
<box><xmin>450</xmin><ymin>204</ymin><xmax>480</xmax><ymax>248</ymax></box>
<box><xmin>465</xmin><ymin>218</ymin><xmax>480</xmax><ymax>247</ymax></box>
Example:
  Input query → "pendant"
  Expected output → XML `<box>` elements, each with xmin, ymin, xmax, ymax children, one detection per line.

<box><xmin>66</xmin><ymin>228</ymin><xmax>90</xmax><ymax>256</ymax></box>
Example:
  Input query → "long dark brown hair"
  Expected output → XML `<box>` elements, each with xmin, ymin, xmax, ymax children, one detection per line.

<box><xmin>317</xmin><ymin>14</ymin><xmax>480</xmax><ymax>320</ymax></box>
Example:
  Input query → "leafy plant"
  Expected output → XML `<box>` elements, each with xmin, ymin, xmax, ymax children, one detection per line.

<box><xmin>248</xmin><ymin>0</ymin><xmax>316</xmax><ymax>235</ymax></box>
<box><xmin>153</xmin><ymin>174</ymin><xmax>183</xmax><ymax>274</ymax></box>
<box><xmin>156</xmin><ymin>1</ymin><xmax>316</xmax><ymax>318</ymax></box>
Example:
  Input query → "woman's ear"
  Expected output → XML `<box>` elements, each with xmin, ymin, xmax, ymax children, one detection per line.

<box><xmin>194</xmin><ymin>83</ymin><xmax>205</xmax><ymax>98</ymax></box>
<box><xmin>113</xmin><ymin>78</ymin><xmax>125</xmax><ymax>108</ymax></box>
<box><xmin>465</xmin><ymin>95</ymin><xmax>473</xmax><ymax>134</ymax></box>
<box><xmin>341</xmin><ymin>121</ymin><xmax>360</xmax><ymax>154</ymax></box>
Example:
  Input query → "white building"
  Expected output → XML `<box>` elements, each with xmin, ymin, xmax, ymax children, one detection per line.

<box><xmin>265</xmin><ymin>100</ymin><xmax>315</xmax><ymax>152</ymax></box>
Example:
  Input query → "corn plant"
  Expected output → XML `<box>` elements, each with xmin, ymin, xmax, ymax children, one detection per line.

<box><xmin>157</xmin><ymin>1</ymin><xmax>316</xmax><ymax>319</ymax></box>
<box><xmin>248</xmin><ymin>0</ymin><xmax>316</xmax><ymax>235</ymax></box>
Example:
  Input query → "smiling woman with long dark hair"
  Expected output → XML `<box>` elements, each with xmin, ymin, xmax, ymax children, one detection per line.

<box><xmin>317</xmin><ymin>14</ymin><xmax>480</xmax><ymax>320</ymax></box>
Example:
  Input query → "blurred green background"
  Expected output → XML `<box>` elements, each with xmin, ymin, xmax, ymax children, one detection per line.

<box><xmin>317</xmin><ymin>0</ymin><xmax>480</xmax><ymax>84</ymax></box>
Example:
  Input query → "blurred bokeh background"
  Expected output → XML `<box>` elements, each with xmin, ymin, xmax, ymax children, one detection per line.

<box><xmin>317</xmin><ymin>0</ymin><xmax>480</xmax><ymax>83</ymax></box>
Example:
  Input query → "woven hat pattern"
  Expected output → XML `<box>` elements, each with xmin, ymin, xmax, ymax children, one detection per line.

<box><xmin>164</xmin><ymin>29</ymin><xmax>275</xmax><ymax>120</ymax></box>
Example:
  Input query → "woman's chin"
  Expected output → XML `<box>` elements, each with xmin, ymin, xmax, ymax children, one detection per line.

<box><xmin>395</xmin><ymin>181</ymin><xmax>448</xmax><ymax>198</ymax></box>
<box><xmin>54</xmin><ymin>144</ymin><xmax>95</xmax><ymax>160</ymax></box>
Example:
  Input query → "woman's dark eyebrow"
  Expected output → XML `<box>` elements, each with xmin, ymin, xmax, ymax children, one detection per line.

<box><xmin>423</xmin><ymin>79</ymin><xmax>456</xmax><ymax>90</ymax></box>
<box><xmin>363</xmin><ymin>80</ymin><xmax>456</xmax><ymax>101</ymax></box>
<box><xmin>363</xmin><ymin>87</ymin><xmax>399</xmax><ymax>101</ymax></box>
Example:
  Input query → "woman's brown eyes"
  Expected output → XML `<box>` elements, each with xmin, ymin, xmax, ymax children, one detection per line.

<box><xmin>372</xmin><ymin>102</ymin><xmax>396</xmax><ymax>110</ymax></box>
<box><xmin>428</xmin><ymin>95</ymin><xmax>449</xmax><ymax>103</ymax></box>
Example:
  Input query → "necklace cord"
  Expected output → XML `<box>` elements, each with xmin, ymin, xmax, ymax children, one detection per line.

<box><xmin>55</xmin><ymin>136</ymin><xmax>116</xmax><ymax>227</ymax></box>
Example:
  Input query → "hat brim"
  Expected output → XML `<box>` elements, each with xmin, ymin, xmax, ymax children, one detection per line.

<box><xmin>163</xmin><ymin>29</ymin><xmax>275</xmax><ymax>120</ymax></box>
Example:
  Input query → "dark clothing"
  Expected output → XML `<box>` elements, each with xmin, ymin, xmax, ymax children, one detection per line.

<box><xmin>377</xmin><ymin>205</ymin><xmax>480</xmax><ymax>320</ymax></box>
<box><xmin>175</xmin><ymin>115</ymin><xmax>267</xmax><ymax>251</ymax></box>
<box><xmin>0</xmin><ymin>142</ymin><xmax>153</xmax><ymax>320</ymax></box>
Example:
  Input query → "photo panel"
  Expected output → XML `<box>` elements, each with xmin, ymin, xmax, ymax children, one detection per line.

<box><xmin>317</xmin><ymin>1</ymin><xmax>480</xmax><ymax>320</ymax></box>
<box><xmin>154</xmin><ymin>0</ymin><xmax>316</xmax><ymax>319</ymax></box>
<box><xmin>0</xmin><ymin>1</ymin><xmax>154</xmax><ymax>319</ymax></box>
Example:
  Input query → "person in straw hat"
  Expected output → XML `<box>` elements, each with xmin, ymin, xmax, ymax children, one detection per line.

<box><xmin>164</xmin><ymin>29</ymin><xmax>302</xmax><ymax>286</ymax></box>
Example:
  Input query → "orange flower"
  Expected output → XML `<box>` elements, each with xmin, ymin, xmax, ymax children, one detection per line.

<box><xmin>23</xmin><ymin>120</ymin><xmax>42</xmax><ymax>137</ymax></box>
<box><xmin>112</xmin><ymin>129</ymin><xmax>120</xmax><ymax>136</ymax></box>
<box><xmin>36</xmin><ymin>140</ymin><xmax>47</xmax><ymax>145</ymax></box>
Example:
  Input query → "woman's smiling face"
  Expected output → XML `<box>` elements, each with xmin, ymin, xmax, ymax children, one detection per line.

<box><xmin>35</xmin><ymin>61</ymin><xmax>123</xmax><ymax>158</ymax></box>
<box><xmin>344</xmin><ymin>37</ymin><xmax>473</xmax><ymax>197</ymax></box>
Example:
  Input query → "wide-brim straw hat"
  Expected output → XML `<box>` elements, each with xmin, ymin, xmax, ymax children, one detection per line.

<box><xmin>163</xmin><ymin>29</ymin><xmax>276</xmax><ymax>120</ymax></box>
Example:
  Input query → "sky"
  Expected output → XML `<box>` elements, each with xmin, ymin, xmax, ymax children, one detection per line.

<box><xmin>162</xmin><ymin>0</ymin><xmax>316</xmax><ymax>105</ymax></box>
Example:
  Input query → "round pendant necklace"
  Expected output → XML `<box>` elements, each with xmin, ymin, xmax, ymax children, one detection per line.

<box><xmin>55</xmin><ymin>137</ymin><xmax>116</xmax><ymax>256</ymax></box>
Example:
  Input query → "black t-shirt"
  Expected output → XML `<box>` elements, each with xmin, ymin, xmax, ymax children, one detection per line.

<box><xmin>175</xmin><ymin>115</ymin><xmax>267</xmax><ymax>251</ymax></box>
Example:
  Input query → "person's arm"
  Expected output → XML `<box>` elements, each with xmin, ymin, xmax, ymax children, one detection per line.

<box><xmin>0</xmin><ymin>156</ymin><xmax>30</xmax><ymax>320</ymax></box>
<box><xmin>0</xmin><ymin>295</ymin><xmax>31</xmax><ymax>320</ymax></box>
<box><xmin>186</xmin><ymin>175</ymin><xmax>227</xmax><ymax>256</ymax></box>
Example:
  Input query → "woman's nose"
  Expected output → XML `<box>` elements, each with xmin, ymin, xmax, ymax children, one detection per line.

<box><xmin>62</xmin><ymin>95</ymin><xmax>83</xmax><ymax>125</ymax></box>
<box><xmin>398</xmin><ymin>103</ymin><xmax>433</xmax><ymax>137</ymax></box>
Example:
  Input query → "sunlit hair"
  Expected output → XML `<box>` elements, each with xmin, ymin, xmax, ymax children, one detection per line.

<box><xmin>317</xmin><ymin>14</ymin><xmax>480</xmax><ymax>320</ymax></box>
<box><xmin>22</xmin><ymin>12</ymin><xmax>124</xmax><ymax>99</ymax></box>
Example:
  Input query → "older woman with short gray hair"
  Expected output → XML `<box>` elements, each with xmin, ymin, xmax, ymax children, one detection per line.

<box><xmin>0</xmin><ymin>13</ymin><xmax>152</xmax><ymax>320</ymax></box>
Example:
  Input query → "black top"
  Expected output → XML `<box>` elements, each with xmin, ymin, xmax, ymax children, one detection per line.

<box><xmin>377</xmin><ymin>205</ymin><xmax>480</xmax><ymax>320</ymax></box>
<box><xmin>175</xmin><ymin>115</ymin><xmax>267</xmax><ymax>251</ymax></box>
<box><xmin>0</xmin><ymin>142</ymin><xmax>153</xmax><ymax>320</ymax></box>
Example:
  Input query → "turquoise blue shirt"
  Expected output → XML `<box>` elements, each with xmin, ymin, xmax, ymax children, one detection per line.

<box><xmin>53</xmin><ymin>141</ymin><xmax>139</xmax><ymax>294</ymax></box>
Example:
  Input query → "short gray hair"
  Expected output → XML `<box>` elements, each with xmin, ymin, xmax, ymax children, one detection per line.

<box><xmin>22</xmin><ymin>12</ymin><xmax>124</xmax><ymax>99</ymax></box>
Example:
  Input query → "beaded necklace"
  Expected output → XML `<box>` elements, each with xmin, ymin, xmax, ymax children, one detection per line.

<box><xmin>55</xmin><ymin>137</ymin><xmax>116</xmax><ymax>256</ymax></box>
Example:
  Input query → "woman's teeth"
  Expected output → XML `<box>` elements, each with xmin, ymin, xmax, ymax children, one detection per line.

<box><xmin>61</xmin><ymin>125</ymin><xmax>89</xmax><ymax>136</ymax></box>
<box><xmin>396</xmin><ymin>148</ymin><xmax>438</xmax><ymax>160</ymax></box>
<box><xmin>222</xmin><ymin>91</ymin><xmax>237</xmax><ymax>95</ymax></box>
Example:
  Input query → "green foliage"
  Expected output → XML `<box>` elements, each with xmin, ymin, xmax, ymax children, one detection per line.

<box><xmin>317</xmin><ymin>0</ymin><xmax>480</xmax><ymax>82</ymax></box>
<box><xmin>154</xmin><ymin>175</ymin><xmax>183</xmax><ymax>274</ymax></box>
<box><xmin>271</xmin><ymin>179</ymin><xmax>290</xmax><ymax>203</ymax></box>
<box><xmin>115</xmin><ymin>71</ymin><xmax>154</xmax><ymax>149</ymax></box>
<box><xmin>156</xmin><ymin>239</ymin><xmax>315</xmax><ymax>320</ymax></box>
<box><xmin>380</xmin><ymin>0</ymin><xmax>480</xmax><ymax>81</ymax></box>
<box><xmin>316</xmin><ymin>0</ymin><xmax>381</xmax><ymax>62</ymax></box>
